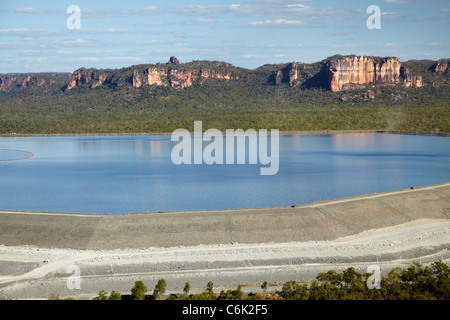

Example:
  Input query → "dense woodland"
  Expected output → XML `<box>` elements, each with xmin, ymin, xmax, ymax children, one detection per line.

<box><xmin>0</xmin><ymin>57</ymin><xmax>449</xmax><ymax>134</ymax></box>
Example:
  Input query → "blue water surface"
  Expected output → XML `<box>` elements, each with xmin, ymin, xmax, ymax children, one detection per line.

<box><xmin>0</xmin><ymin>133</ymin><xmax>448</xmax><ymax>214</ymax></box>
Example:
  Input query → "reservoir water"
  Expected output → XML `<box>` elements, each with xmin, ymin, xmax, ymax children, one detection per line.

<box><xmin>0</xmin><ymin>133</ymin><xmax>449</xmax><ymax>214</ymax></box>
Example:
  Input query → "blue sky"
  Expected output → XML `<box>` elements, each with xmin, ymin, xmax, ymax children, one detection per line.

<box><xmin>0</xmin><ymin>0</ymin><xmax>449</xmax><ymax>73</ymax></box>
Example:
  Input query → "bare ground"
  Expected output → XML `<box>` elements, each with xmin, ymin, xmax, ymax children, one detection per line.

<box><xmin>0</xmin><ymin>183</ymin><xmax>449</xmax><ymax>299</ymax></box>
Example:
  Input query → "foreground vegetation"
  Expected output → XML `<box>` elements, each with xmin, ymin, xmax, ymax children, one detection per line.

<box><xmin>49</xmin><ymin>261</ymin><xmax>449</xmax><ymax>300</ymax></box>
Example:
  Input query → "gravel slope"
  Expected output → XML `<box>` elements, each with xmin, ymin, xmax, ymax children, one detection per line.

<box><xmin>0</xmin><ymin>218</ymin><xmax>448</xmax><ymax>299</ymax></box>
<box><xmin>0</xmin><ymin>183</ymin><xmax>448</xmax><ymax>299</ymax></box>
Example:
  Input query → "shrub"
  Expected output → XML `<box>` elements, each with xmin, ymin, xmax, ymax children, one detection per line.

<box><xmin>153</xmin><ymin>278</ymin><xmax>167</xmax><ymax>300</ymax></box>
<box><xmin>131</xmin><ymin>280</ymin><xmax>147</xmax><ymax>300</ymax></box>
<box><xmin>108</xmin><ymin>291</ymin><xmax>122</xmax><ymax>300</ymax></box>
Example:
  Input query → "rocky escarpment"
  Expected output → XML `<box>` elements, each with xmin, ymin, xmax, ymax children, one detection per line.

<box><xmin>0</xmin><ymin>75</ymin><xmax>39</xmax><ymax>91</ymax></box>
<box><xmin>400</xmin><ymin>66</ymin><xmax>423</xmax><ymax>88</ymax></box>
<box><xmin>66</xmin><ymin>68</ymin><xmax>111</xmax><ymax>90</ymax></box>
<box><xmin>66</xmin><ymin>57</ymin><xmax>238</xmax><ymax>91</ymax></box>
<box><xmin>0</xmin><ymin>73</ymin><xmax>66</xmax><ymax>92</ymax></box>
<box><xmin>133</xmin><ymin>65</ymin><xmax>236</xmax><ymax>89</ymax></box>
<box><xmin>273</xmin><ymin>63</ymin><xmax>300</xmax><ymax>87</ymax></box>
<box><xmin>270</xmin><ymin>62</ymin><xmax>325</xmax><ymax>88</ymax></box>
<box><xmin>271</xmin><ymin>55</ymin><xmax>426</xmax><ymax>92</ymax></box>
<box><xmin>432</xmin><ymin>60</ymin><xmax>448</xmax><ymax>75</ymax></box>
<box><xmin>325</xmin><ymin>56</ymin><xmax>404</xmax><ymax>92</ymax></box>
<box><xmin>132</xmin><ymin>58</ymin><xmax>237</xmax><ymax>90</ymax></box>
<box><xmin>2</xmin><ymin>55</ymin><xmax>447</xmax><ymax>94</ymax></box>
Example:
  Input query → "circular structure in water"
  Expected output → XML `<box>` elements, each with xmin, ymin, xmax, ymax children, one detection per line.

<box><xmin>0</xmin><ymin>149</ymin><xmax>34</xmax><ymax>162</ymax></box>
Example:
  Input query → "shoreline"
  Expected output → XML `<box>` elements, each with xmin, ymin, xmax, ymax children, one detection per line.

<box><xmin>1</xmin><ymin>182</ymin><xmax>449</xmax><ymax>217</ymax></box>
<box><xmin>0</xmin><ymin>182</ymin><xmax>448</xmax><ymax>249</ymax></box>
<box><xmin>1</xmin><ymin>130</ymin><xmax>449</xmax><ymax>138</ymax></box>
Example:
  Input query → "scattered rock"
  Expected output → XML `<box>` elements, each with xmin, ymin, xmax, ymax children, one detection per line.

<box><xmin>364</xmin><ymin>90</ymin><xmax>375</xmax><ymax>99</ymax></box>
<box><xmin>432</xmin><ymin>60</ymin><xmax>447</xmax><ymax>75</ymax></box>
<box><xmin>340</xmin><ymin>94</ymin><xmax>353</xmax><ymax>102</ymax></box>
<box><xmin>168</xmin><ymin>56</ymin><xmax>180</xmax><ymax>65</ymax></box>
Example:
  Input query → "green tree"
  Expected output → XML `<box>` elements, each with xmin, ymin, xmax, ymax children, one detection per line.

<box><xmin>108</xmin><ymin>291</ymin><xmax>122</xmax><ymax>300</ymax></box>
<box><xmin>153</xmin><ymin>278</ymin><xmax>167</xmax><ymax>300</ymax></box>
<box><xmin>94</xmin><ymin>290</ymin><xmax>108</xmax><ymax>300</ymax></box>
<box><xmin>131</xmin><ymin>280</ymin><xmax>147</xmax><ymax>300</ymax></box>
<box><xmin>261</xmin><ymin>281</ymin><xmax>268</xmax><ymax>293</ymax></box>
<box><xmin>230</xmin><ymin>285</ymin><xmax>244</xmax><ymax>300</ymax></box>
<box><xmin>317</xmin><ymin>270</ymin><xmax>342</xmax><ymax>287</ymax></box>
<box><xmin>430</xmin><ymin>260</ymin><xmax>450</xmax><ymax>300</ymax></box>
<box><xmin>183</xmin><ymin>282</ymin><xmax>191</xmax><ymax>295</ymax></box>
<box><xmin>205</xmin><ymin>281</ymin><xmax>214</xmax><ymax>299</ymax></box>
<box><xmin>281</xmin><ymin>281</ymin><xmax>309</xmax><ymax>300</ymax></box>
<box><xmin>308</xmin><ymin>282</ymin><xmax>341</xmax><ymax>300</ymax></box>
<box><xmin>218</xmin><ymin>290</ymin><xmax>232</xmax><ymax>300</ymax></box>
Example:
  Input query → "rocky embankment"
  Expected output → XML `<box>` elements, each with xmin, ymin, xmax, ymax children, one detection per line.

<box><xmin>0</xmin><ymin>183</ymin><xmax>448</xmax><ymax>299</ymax></box>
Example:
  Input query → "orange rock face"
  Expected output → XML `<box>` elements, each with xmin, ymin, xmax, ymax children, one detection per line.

<box><xmin>400</xmin><ymin>66</ymin><xmax>423</xmax><ymax>88</ymax></box>
<box><xmin>137</xmin><ymin>67</ymin><xmax>236</xmax><ymax>89</ymax></box>
<box><xmin>66</xmin><ymin>68</ymin><xmax>107</xmax><ymax>90</ymax></box>
<box><xmin>67</xmin><ymin>68</ymin><xmax>89</xmax><ymax>90</ymax></box>
<box><xmin>0</xmin><ymin>75</ymin><xmax>50</xmax><ymax>91</ymax></box>
<box><xmin>273</xmin><ymin>63</ymin><xmax>300</xmax><ymax>87</ymax></box>
<box><xmin>0</xmin><ymin>76</ymin><xmax>16</xmax><ymax>91</ymax></box>
<box><xmin>433</xmin><ymin>61</ymin><xmax>447</xmax><ymax>75</ymax></box>
<box><xmin>326</xmin><ymin>56</ymin><xmax>401</xmax><ymax>92</ymax></box>
<box><xmin>146</xmin><ymin>67</ymin><xmax>166</xmax><ymax>86</ymax></box>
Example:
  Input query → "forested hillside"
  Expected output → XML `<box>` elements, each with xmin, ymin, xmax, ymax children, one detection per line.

<box><xmin>0</xmin><ymin>56</ymin><xmax>449</xmax><ymax>134</ymax></box>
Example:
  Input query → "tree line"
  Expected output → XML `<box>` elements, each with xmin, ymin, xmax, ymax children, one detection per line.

<box><xmin>48</xmin><ymin>260</ymin><xmax>449</xmax><ymax>300</ymax></box>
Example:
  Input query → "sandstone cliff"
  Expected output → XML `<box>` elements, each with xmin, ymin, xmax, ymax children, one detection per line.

<box><xmin>325</xmin><ymin>56</ymin><xmax>403</xmax><ymax>92</ymax></box>
<box><xmin>2</xmin><ymin>56</ymin><xmax>447</xmax><ymax>94</ymax></box>
<box><xmin>0</xmin><ymin>74</ymin><xmax>63</xmax><ymax>92</ymax></box>
<box><xmin>270</xmin><ymin>55</ymin><xmax>427</xmax><ymax>91</ymax></box>
<box><xmin>134</xmin><ymin>66</ymin><xmax>236</xmax><ymax>89</ymax></box>
<box><xmin>66</xmin><ymin>68</ymin><xmax>110</xmax><ymax>90</ymax></box>
<box><xmin>433</xmin><ymin>60</ymin><xmax>448</xmax><ymax>75</ymax></box>
<box><xmin>434</xmin><ymin>61</ymin><xmax>447</xmax><ymax>74</ymax></box>
<box><xmin>132</xmin><ymin>59</ymin><xmax>237</xmax><ymax>90</ymax></box>
<box><xmin>66</xmin><ymin>58</ymin><xmax>238</xmax><ymax>91</ymax></box>
<box><xmin>273</xmin><ymin>63</ymin><xmax>300</xmax><ymax>87</ymax></box>
<box><xmin>400</xmin><ymin>66</ymin><xmax>423</xmax><ymax>88</ymax></box>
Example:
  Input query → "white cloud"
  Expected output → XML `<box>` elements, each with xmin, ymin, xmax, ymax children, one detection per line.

<box><xmin>184</xmin><ymin>18</ymin><xmax>215</xmax><ymax>25</ymax></box>
<box><xmin>14</xmin><ymin>7</ymin><xmax>43</xmax><ymax>13</ymax></box>
<box><xmin>13</xmin><ymin>6</ymin><xmax>158</xmax><ymax>18</ymax></box>
<box><xmin>242</xmin><ymin>54</ymin><xmax>267</xmax><ymax>58</ymax></box>
<box><xmin>0</xmin><ymin>28</ymin><xmax>64</xmax><ymax>37</ymax></box>
<box><xmin>72</xmin><ymin>28</ymin><xmax>130</xmax><ymax>34</ymax></box>
<box><xmin>127</xmin><ymin>6</ymin><xmax>158</xmax><ymax>16</ymax></box>
<box><xmin>139</xmin><ymin>40</ymin><xmax>168</xmax><ymax>45</ymax></box>
<box><xmin>245</xmin><ymin>19</ymin><xmax>307</xmax><ymax>27</ymax></box>
<box><xmin>385</xmin><ymin>43</ymin><xmax>405</xmax><ymax>47</ymax></box>
<box><xmin>384</xmin><ymin>0</ymin><xmax>446</xmax><ymax>3</ymax></box>
<box><xmin>380</xmin><ymin>11</ymin><xmax>409</xmax><ymax>20</ymax></box>
<box><xmin>169</xmin><ymin>2</ymin><xmax>357</xmax><ymax>25</ymax></box>
<box><xmin>136</xmin><ymin>22</ymin><xmax>166</xmax><ymax>26</ymax></box>
<box><xmin>60</xmin><ymin>39</ymin><xmax>88</xmax><ymax>46</ymax></box>
<box><xmin>384</xmin><ymin>0</ymin><xmax>410</xmax><ymax>3</ymax></box>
